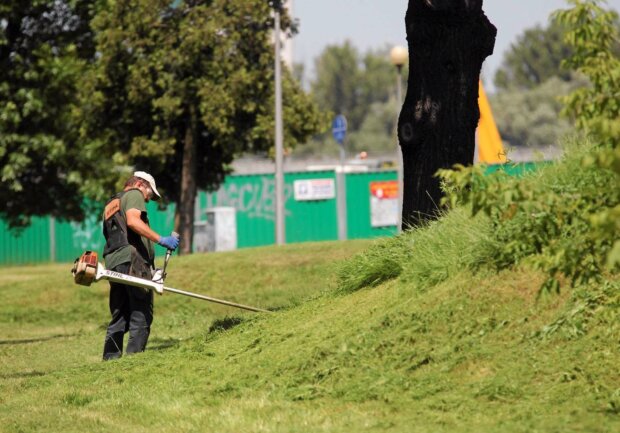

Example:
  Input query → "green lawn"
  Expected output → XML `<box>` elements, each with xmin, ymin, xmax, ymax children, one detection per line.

<box><xmin>1</xmin><ymin>239</ymin><xmax>618</xmax><ymax>432</ymax></box>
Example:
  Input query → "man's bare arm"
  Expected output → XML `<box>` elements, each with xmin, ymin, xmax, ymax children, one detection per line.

<box><xmin>126</xmin><ymin>208</ymin><xmax>160</xmax><ymax>243</ymax></box>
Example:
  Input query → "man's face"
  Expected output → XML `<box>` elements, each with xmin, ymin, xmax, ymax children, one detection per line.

<box><xmin>138</xmin><ymin>182</ymin><xmax>153</xmax><ymax>202</ymax></box>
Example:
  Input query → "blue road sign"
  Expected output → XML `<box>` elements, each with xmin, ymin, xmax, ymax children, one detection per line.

<box><xmin>332</xmin><ymin>115</ymin><xmax>347</xmax><ymax>144</ymax></box>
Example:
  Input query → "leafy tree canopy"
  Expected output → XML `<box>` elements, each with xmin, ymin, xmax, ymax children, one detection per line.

<box><xmin>490</xmin><ymin>75</ymin><xmax>586</xmax><ymax>147</ymax></box>
<box><xmin>310</xmin><ymin>41</ymin><xmax>363</xmax><ymax>130</ymax></box>
<box><xmin>78</xmin><ymin>0</ymin><xmax>326</xmax><ymax>199</ymax></box>
<box><xmin>554</xmin><ymin>0</ymin><xmax>620</xmax><ymax>147</ymax></box>
<box><xmin>0</xmin><ymin>0</ymin><xmax>97</xmax><ymax>227</ymax></box>
<box><xmin>493</xmin><ymin>21</ymin><xmax>574</xmax><ymax>91</ymax></box>
<box><xmin>306</xmin><ymin>42</ymin><xmax>406</xmax><ymax>157</ymax></box>
<box><xmin>74</xmin><ymin>0</ymin><xmax>327</xmax><ymax>251</ymax></box>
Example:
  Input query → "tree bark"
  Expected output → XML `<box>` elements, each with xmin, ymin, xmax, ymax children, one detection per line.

<box><xmin>177</xmin><ymin>104</ymin><xmax>198</xmax><ymax>255</ymax></box>
<box><xmin>399</xmin><ymin>0</ymin><xmax>496</xmax><ymax>228</ymax></box>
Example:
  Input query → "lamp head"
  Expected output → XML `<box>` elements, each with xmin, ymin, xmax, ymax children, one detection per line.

<box><xmin>390</xmin><ymin>46</ymin><xmax>408</xmax><ymax>67</ymax></box>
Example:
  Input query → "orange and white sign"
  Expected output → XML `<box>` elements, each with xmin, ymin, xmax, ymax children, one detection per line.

<box><xmin>370</xmin><ymin>181</ymin><xmax>399</xmax><ymax>227</ymax></box>
<box><xmin>370</xmin><ymin>181</ymin><xmax>398</xmax><ymax>199</ymax></box>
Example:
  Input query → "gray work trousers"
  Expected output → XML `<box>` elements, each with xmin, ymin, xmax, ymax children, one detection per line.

<box><xmin>102</xmin><ymin>262</ymin><xmax>153</xmax><ymax>360</ymax></box>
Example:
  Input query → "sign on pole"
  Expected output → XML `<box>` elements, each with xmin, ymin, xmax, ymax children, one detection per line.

<box><xmin>332</xmin><ymin>114</ymin><xmax>347</xmax><ymax>145</ymax></box>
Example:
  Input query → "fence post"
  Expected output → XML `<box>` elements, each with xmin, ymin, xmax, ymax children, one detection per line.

<box><xmin>49</xmin><ymin>216</ymin><xmax>56</xmax><ymax>263</ymax></box>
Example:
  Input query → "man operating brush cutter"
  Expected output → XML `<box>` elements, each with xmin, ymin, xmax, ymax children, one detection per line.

<box><xmin>78</xmin><ymin>171</ymin><xmax>271</xmax><ymax>360</ymax></box>
<box><xmin>100</xmin><ymin>171</ymin><xmax>180</xmax><ymax>361</ymax></box>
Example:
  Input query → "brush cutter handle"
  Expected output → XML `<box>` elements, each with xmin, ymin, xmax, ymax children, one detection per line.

<box><xmin>161</xmin><ymin>231</ymin><xmax>180</xmax><ymax>282</ymax></box>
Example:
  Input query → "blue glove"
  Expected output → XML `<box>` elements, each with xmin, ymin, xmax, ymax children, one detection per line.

<box><xmin>158</xmin><ymin>234</ymin><xmax>180</xmax><ymax>250</ymax></box>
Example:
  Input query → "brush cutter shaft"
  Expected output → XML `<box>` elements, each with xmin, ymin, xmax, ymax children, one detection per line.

<box><xmin>163</xmin><ymin>286</ymin><xmax>271</xmax><ymax>313</ymax></box>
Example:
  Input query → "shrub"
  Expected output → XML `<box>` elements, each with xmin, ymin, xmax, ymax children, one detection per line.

<box><xmin>439</xmin><ymin>139</ymin><xmax>618</xmax><ymax>291</ymax></box>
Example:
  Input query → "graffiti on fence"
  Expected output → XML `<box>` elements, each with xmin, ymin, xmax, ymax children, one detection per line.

<box><xmin>205</xmin><ymin>177</ymin><xmax>292</xmax><ymax>221</ymax></box>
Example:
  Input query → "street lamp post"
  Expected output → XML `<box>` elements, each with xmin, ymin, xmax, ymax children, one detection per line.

<box><xmin>390</xmin><ymin>45</ymin><xmax>408</xmax><ymax>233</ymax></box>
<box><xmin>274</xmin><ymin>8</ymin><xmax>285</xmax><ymax>245</ymax></box>
<box><xmin>333</xmin><ymin>114</ymin><xmax>348</xmax><ymax>241</ymax></box>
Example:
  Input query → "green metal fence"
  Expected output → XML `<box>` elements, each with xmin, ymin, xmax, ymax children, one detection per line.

<box><xmin>198</xmin><ymin>171</ymin><xmax>339</xmax><ymax>248</ymax></box>
<box><xmin>0</xmin><ymin>217</ymin><xmax>50</xmax><ymax>265</ymax></box>
<box><xmin>0</xmin><ymin>162</ymin><xmax>548</xmax><ymax>265</ymax></box>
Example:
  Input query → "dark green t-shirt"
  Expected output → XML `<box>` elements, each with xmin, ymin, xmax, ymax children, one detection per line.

<box><xmin>104</xmin><ymin>189</ymin><xmax>155</xmax><ymax>269</ymax></box>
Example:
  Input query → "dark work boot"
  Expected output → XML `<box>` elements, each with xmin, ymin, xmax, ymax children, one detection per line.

<box><xmin>103</xmin><ymin>332</ymin><xmax>124</xmax><ymax>360</ymax></box>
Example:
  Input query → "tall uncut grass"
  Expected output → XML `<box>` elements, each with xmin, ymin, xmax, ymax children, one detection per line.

<box><xmin>337</xmin><ymin>209</ymin><xmax>495</xmax><ymax>294</ymax></box>
<box><xmin>339</xmin><ymin>139</ymin><xmax>618</xmax><ymax>296</ymax></box>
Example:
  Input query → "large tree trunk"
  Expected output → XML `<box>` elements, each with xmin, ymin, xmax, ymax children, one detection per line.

<box><xmin>176</xmin><ymin>105</ymin><xmax>198</xmax><ymax>255</ymax></box>
<box><xmin>398</xmin><ymin>0</ymin><xmax>496</xmax><ymax>228</ymax></box>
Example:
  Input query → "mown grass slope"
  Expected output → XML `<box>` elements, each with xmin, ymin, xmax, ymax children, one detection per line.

<box><xmin>1</xmin><ymin>235</ymin><xmax>618</xmax><ymax>432</ymax></box>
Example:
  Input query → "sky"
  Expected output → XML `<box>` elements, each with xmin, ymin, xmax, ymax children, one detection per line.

<box><xmin>290</xmin><ymin>0</ymin><xmax>620</xmax><ymax>92</ymax></box>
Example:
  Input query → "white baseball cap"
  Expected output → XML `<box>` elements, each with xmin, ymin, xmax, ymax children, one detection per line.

<box><xmin>133</xmin><ymin>171</ymin><xmax>161</xmax><ymax>200</ymax></box>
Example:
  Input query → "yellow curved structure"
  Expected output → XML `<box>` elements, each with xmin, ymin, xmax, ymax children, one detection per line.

<box><xmin>477</xmin><ymin>82</ymin><xmax>507</xmax><ymax>164</ymax></box>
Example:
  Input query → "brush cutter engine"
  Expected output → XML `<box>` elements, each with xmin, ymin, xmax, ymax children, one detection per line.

<box><xmin>72</xmin><ymin>251</ymin><xmax>100</xmax><ymax>286</ymax></box>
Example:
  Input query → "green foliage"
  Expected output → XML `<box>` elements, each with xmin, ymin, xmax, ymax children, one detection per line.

<box><xmin>587</xmin><ymin>146</ymin><xmax>620</xmax><ymax>267</ymax></box>
<box><xmin>311</xmin><ymin>41</ymin><xmax>362</xmax><ymax>128</ymax></box>
<box><xmin>347</xmin><ymin>100</ymin><xmax>399</xmax><ymax>154</ymax></box>
<box><xmin>439</xmin><ymin>140</ymin><xmax>618</xmax><ymax>291</ymax></box>
<box><xmin>553</xmin><ymin>0</ymin><xmax>620</xmax><ymax>148</ymax></box>
<box><xmin>491</xmin><ymin>5</ymin><xmax>619</xmax><ymax>150</ymax></box>
<box><xmin>0</xmin><ymin>0</ymin><xmax>98</xmax><ymax>227</ymax></box>
<box><xmin>493</xmin><ymin>21</ymin><xmax>575</xmax><ymax>91</ymax></box>
<box><xmin>78</xmin><ymin>0</ymin><xmax>327</xmax><ymax>203</ymax></box>
<box><xmin>555</xmin><ymin>0</ymin><xmax>620</xmax><ymax>277</ymax></box>
<box><xmin>305</xmin><ymin>43</ymin><xmax>405</xmax><ymax>157</ymax></box>
<box><xmin>1</xmin><ymin>0</ymin><xmax>327</xmax><ymax>229</ymax></box>
<box><xmin>490</xmin><ymin>76</ymin><xmax>583</xmax><ymax>147</ymax></box>
<box><xmin>358</xmin><ymin>48</ymin><xmax>402</xmax><ymax>118</ymax></box>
